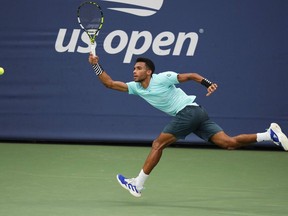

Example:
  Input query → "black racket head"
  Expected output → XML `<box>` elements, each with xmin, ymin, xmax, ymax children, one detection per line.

<box><xmin>77</xmin><ymin>1</ymin><xmax>104</xmax><ymax>34</ymax></box>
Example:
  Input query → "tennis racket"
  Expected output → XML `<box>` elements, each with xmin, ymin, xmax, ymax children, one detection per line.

<box><xmin>77</xmin><ymin>1</ymin><xmax>104</xmax><ymax>56</ymax></box>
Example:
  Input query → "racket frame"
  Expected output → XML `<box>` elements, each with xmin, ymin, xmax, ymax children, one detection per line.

<box><xmin>77</xmin><ymin>1</ymin><xmax>104</xmax><ymax>56</ymax></box>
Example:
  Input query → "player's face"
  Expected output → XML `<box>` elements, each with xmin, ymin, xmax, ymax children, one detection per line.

<box><xmin>133</xmin><ymin>62</ymin><xmax>151</xmax><ymax>82</ymax></box>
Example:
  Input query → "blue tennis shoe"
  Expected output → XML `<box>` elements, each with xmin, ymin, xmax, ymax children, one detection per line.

<box><xmin>116</xmin><ymin>174</ymin><xmax>142</xmax><ymax>197</ymax></box>
<box><xmin>269</xmin><ymin>123</ymin><xmax>288</xmax><ymax>151</ymax></box>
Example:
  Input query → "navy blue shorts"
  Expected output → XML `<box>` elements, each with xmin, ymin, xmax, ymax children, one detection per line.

<box><xmin>162</xmin><ymin>105</ymin><xmax>223</xmax><ymax>141</ymax></box>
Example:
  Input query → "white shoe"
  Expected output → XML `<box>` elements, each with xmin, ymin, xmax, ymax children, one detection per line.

<box><xmin>116</xmin><ymin>174</ymin><xmax>143</xmax><ymax>197</ymax></box>
<box><xmin>269</xmin><ymin>123</ymin><xmax>288</xmax><ymax>151</ymax></box>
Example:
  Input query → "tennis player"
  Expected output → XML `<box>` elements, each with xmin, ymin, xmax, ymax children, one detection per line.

<box><xmin>88</xmin><ymin>54</ymin><xmax>288</xmax><ymax>198</ymax></box>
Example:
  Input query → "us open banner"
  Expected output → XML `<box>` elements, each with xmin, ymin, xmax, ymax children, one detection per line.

<box><xmin>0</xmin><ymin>0</ymin><xmax>287</xmax><ymax>143</ymax></box>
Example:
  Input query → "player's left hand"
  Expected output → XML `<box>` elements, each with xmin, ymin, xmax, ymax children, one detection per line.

<box><xmin>206</xmin><ymin>83</ymin><xmax>217</xmax><ymax>96</ymax></box>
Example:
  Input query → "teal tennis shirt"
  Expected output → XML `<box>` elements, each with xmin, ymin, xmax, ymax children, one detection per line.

<box><xmin>126</xmin><ymin>71</ymin><xmax>198</xmax><ymax>116</ymax></box>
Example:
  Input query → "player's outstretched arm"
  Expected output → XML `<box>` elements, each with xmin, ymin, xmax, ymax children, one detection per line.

<box><xmin>177</xmin><ymin>73</ymin><xmax>217</xmax><ymax>96</ymax></box>
<box><xmin>88</xmin><ymin>53</ymin><xmax>128</xmax><ymax>92</ymax></box>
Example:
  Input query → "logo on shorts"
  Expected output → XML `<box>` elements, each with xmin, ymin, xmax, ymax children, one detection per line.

<box><xmin>101</xmin><ymin>0</ymin><xmax>164</xmax><ymax>16</ymax></box>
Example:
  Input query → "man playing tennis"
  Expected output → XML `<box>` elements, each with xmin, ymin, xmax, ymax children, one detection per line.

<box><xmin>88</xmin><ymin>54</ymin><xmax>288</xmax><ymax>198</ymax></box>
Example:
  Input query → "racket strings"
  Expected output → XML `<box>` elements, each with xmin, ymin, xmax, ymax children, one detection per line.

<box><xmin>77</xmin><ymin>1</ymin><xmax>104</xmax><ymax>54</ymax></box>
<box><xmin>78</xmin><ymin>3</ymin><xmax>103</xmax><ymax>31</ymax></box>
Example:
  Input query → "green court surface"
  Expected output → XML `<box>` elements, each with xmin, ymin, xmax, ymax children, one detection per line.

<box><xmin>0</xmin><ymin>143</ymin><xmax>287</xmax><ymax>216</ymax></box>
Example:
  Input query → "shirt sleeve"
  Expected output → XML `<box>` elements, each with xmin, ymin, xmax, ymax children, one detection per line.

<box><xmin>158</xmin><ymin>71</ymin><xmax>179</xmax><ymax>85</ymax></box>
<box><xmin>126</xmin><ymin>81</ymin><xmax>138</xmax><ymax>95</ymax></box>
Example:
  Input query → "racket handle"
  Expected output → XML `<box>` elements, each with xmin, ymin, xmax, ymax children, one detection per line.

<box><xmin>91</xmin><ymin>43</ymin><xmax>96</xmax><ymax>56</ymax></box>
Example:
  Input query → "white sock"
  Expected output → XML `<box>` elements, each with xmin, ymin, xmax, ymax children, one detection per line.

<box><xmin>135</xmin><ymin>169</ymin><xmax>149</xmax><ymax>189</ymax></box>
<box><xmin>256</xmin><ymin>131</ymin><xmax>271</xmax><ymax>142</ymax></box>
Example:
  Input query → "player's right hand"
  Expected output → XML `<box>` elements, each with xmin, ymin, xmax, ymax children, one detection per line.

<box><xmin>89</xmin><ymin>53</ymin><xmax>99</xmax><ymax>65</ymax></box>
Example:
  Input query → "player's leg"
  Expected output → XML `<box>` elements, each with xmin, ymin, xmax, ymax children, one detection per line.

<box><xmin>142</xmin><ymin>132</ymin><xmax>177</xmax><ymax>174</ymax></box>
<box><xmin>125</xmin><ymin>106</ymin><xmax>205</xmax><ymax>195</ymax></box>
<box><xmin>195</xmin><ymin>116</ymin><xmax>272</xmax><ymax>150</ymax></box>
<box><xmin>210</xmin><ymin>131</ymin><xmax>257</xmax><ymax>149</ymax></box>
<box><xmin>140</xmin><ymin>106</ymin><xmax>203</xmax><ymax>175</ymax></box>
<box><xmin>210</xmin><ymin>123</ymin><xmax>288</xmax><ymax>150</ymax></box>
<box><xmin>116</xmin><ymin>132</ymin><xmax>177</xmax><ymax>197</ymax></box>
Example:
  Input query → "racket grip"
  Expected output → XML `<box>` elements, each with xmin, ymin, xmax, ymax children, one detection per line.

<box><xmin>91</xmin><ymin>43</ymin><xmax>96</xmax><ymax>56</ymax></box>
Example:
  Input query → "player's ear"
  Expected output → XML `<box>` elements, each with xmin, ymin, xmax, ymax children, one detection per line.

<box><xmin>147</xmin><ymin>69</ymin><xmax>152</xmax><ymax>76</ymax></box>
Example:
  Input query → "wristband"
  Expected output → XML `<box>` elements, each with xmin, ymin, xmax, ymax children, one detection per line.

<box><xmin>92</xmin><ymin>63</ymin><xmax>104</xmax><ymax>76</ymax></box>
<box><xmin>201</xmin><ymin>78</ymin><xmax>213</xmax><ymax>88</ymax></box>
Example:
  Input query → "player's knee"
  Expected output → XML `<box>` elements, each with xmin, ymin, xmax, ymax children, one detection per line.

<box><xmin>211</xmin><ymin>132</ymin><xmax>238</xmax><ymax>150</ymax></box>
<box><xmin>216</xmin><ymin>138</ymin><xmax>237</xmax><ymax>150</ymax></box>
<box><xmin>152</xmin><ymin>139</ymin><xmax>166</xmax><ymax>151</ymax></box>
